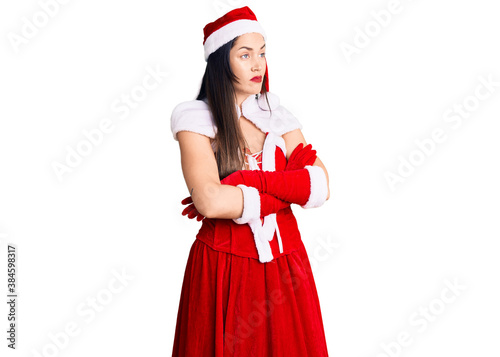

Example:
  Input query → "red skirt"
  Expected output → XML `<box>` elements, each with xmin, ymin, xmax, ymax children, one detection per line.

<box><xmin>171</xmin><ymin>237</ymin><xmax>329</xmax><ymax>356</ymax></box>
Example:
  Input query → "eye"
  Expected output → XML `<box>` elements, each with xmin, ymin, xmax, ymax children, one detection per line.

<box><xmin>259</xmin><ymin>52</ymin><xmax>266</xmax><ymax>57</ymax></box>
<box><xmin>241</xmin><ymin>54</ymin><xmax>249</xmax><ymax>59</ymax></box>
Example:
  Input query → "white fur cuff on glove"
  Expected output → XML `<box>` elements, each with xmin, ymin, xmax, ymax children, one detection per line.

<box><xmin>233</xmin><ymin>184</ymin><xmax>261</xmax><ymax>224</ymax></box>
<box><xmin>300</xmin><ymin>165</ymin><xmax>329</xmax><ymax>209</ymax></box>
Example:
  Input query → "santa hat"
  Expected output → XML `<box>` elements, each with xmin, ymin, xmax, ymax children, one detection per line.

<box><xmin>203</xmin><ymin>6</ymin><xmax>269</xmax><ymax>93</ymax></box>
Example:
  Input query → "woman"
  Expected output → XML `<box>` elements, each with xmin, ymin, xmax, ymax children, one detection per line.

<box><xmin>170</xmin><ymin>6</ymin><xmax>331</xmax><ymax>356</ymax></box>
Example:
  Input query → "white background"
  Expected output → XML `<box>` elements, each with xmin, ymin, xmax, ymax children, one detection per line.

<box><xmin>1</xmin><ymin>0</ymin><xmax>499</xmax><ymax>356</ymax></box>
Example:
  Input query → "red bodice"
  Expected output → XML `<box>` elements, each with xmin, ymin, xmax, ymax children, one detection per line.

<box><xmin>195</xmin><ymin>205</ymin><xmax>303</xmax><ymax>261</ymax></box>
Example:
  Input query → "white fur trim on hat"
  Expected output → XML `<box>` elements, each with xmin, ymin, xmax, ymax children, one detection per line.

<box><xmin>204</xmin><ymin>19</ymin><xmax>266</xmax><ymax>61</ymax></box>
<box><xmin>300</xmin><ymin>165</ymin><xmax>329</xmax><ymax>209</ymax></box>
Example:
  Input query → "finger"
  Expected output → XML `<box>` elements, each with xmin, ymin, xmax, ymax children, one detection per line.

<box><xmin>302</xmin><ymin>145</ymin><xmax>314</xmax><ymax>161</ymax></box>
<box><xmin>182</xmin><ymin>205</ymin><xmax>195</xmax><ymax>216</ymax></box>
<box><xmin>187</xmin><ymin>207</ymin><xmax>198</xmax><ymax>219</ymax></box>
<box><xmin>304</xmin><ymin>149</ymin><xmax>317</xmax><ymax>161</ymax></box>
<box><xmin>293</xmin><ymin>142</ymin><xmax>304</xmax><ymax>153</ymax></box>
<box><xmin>294</xmin><ymin>143</ymin><xmax>313</xmax><ymax>158</ymax></box>
<box><xmin>288</xmin><ymin>143</ymin><xmax>304</xmax><ymax>164</ymax></box>
<box><xmin>305</xmin><ymin>154</ymin><xmax>317</xmax><ymax>166</ymax></box>
<box><xmin>297</xmin><ymin>144</ymin><xmax>314</xmax><ymax>160</ymax></box>
<box><xmin>302</xmin><ymin>149</ymin><xmax>317</xmax><ymax>165</ymax></box>
<box><xmin>288</xmin><ymin>149</ymin><xmax>316</xmax><ymax>169</ymax></box>
<box><xmin>288</xmin><ymin>143</ymin><xmax>304</xmax><ymax>162</ymax></box>
<box><xmin>196</xmin><ymin>213</ymin><xmax>205</xmax><ymax>221</ymax></box>
<box><xmin>293</xmin><ymin>148</ymin><xmax>314</xmax><ymax>165</ymax></box>
<box><xmin>181</xmin><ymin>196</ymin><xmax>193</xmax><ymax>205</ymax></box>
<box><xmin>286</xmin><ymin>144</ymin><xmax>306</xmax><ymax>170</ymax></box>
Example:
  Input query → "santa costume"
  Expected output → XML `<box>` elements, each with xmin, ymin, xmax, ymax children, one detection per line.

<box><xmin>170</xmin><ymin>6</ymin><xmax>330</xmax><ymax>356</ymax></box>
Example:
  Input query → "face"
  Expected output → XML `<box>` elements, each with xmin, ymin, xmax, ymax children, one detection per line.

<box><xmin>229</xmin><ymin>32</ymin><xmax>266</xmax><ymax>105</ymax></box>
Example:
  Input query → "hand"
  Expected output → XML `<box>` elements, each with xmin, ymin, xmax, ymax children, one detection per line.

<box><xmin>285</xmin><ymin>143</ymin><xmax>317</xmax><ymax>171</ymax></box>
<box><xmin>180</xmin><ymin>196</ymin><xmax>205</xmax><ymax>221</ymax></box>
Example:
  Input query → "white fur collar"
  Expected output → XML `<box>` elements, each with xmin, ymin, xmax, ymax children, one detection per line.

<box><xmin>171</xmin><ymin>92</ymin><xmax>302</xmax><ymax>141</ymax></box>
<box><xmin>236</xmin><ymin>92</ymin><xmax>281</xmax><ymax>118</ymax></box>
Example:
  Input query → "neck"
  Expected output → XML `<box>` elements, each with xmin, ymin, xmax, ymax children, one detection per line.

<box><xmin>235</xmin><ymin>93</ymin><xmax>247</xmax><ymax>111</ymax></box>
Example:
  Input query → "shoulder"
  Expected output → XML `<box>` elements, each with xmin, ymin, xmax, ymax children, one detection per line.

<box><xmin>170</xmin><ymin>99</ymin><xmax>216</xmax><ymax>141</ymax></box>
<box><xmin>246</xmin><ymin>92</ymin><xmax>303</xmax><ymax>136</ymax></box>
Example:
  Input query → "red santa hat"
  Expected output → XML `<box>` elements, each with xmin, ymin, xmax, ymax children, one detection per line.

<box><xmin>203</xmin><ymin>6</ymin><xmax>269</xmax><ymax>93</ymax></box>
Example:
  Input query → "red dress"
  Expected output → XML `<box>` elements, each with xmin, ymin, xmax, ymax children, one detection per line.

<box><xmin>172</xmin><ymin>147</ymin><xmax>329</xmax><ymax>356</ymax></box>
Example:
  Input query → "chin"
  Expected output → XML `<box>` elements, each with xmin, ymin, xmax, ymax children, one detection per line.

<box><xmin>239</xmin><ymin>89</ymin><xmax>260</xmax><ymax>97</ymax></box>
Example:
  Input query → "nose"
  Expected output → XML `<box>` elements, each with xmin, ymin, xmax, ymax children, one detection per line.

<box><xmin>252</xmin><ymin>59</ymin><xmax>262</xmax><ymax>72</ymax></box>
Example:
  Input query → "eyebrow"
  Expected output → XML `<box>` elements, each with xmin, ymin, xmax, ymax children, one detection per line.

<box><xmin>237</xmin><ymin>44</ymin><xmax>266</xmax><ymax>51</ymax></box>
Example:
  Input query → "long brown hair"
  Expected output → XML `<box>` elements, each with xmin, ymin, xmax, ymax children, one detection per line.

<box><xmin>196</xmin><ymin>37</ymin><xmax>270</xmax><ymax>180</ymax></box>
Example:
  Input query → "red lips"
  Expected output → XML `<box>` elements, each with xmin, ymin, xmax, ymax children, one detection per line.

<box><xmin>251</xmin><ymin>76</ymin><xmax>262</xmax><ymax>82</ymax></box>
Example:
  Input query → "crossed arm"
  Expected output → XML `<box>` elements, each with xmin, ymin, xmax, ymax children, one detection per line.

<box><xmin>176</xmin><ymin>129</ymin><xmax>330</xmax><ymax>220</ymax></box>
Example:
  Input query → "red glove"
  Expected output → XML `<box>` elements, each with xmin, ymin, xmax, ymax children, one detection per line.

<box><xmin>223</xmin><ymin>142</ymin><xmax>318</xmax><ymax>224</ymax></box>
<box><xmin>181</xmin><ymin>196</ymin><xmax>205</xmax><ymax>221</ymax></box>
<box><xmin>285</xmin><ymin>143</ymin><xmax>317</xmax><ymax>171</ymax></box>
<box><xmin>238</xmin><ymin>167</ymin><xmax>327</xmax><ymax>207</ymax></box>
<box><xmin>180</xmin><ymin>143</ymin><xmax>322</xmax><ymax>222</ymax></box>
<box><xmin>221</xmin><ymin>143</ymin><xmax>316</xmax><ymax>217</ymax></box>
<box><xmin>223</xmin><ymin>143</ymin><xmax>328</xmax><ymax>209</ymax></box>
<box><xmin>225</xmin><ymin>143</ymin><xmax>319</xmax><ymax>224</ymax></box>
<box><xmin>180</xmin><ymin>191</ymin><xmax>289</xmax><ymax>222</ymax></box>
